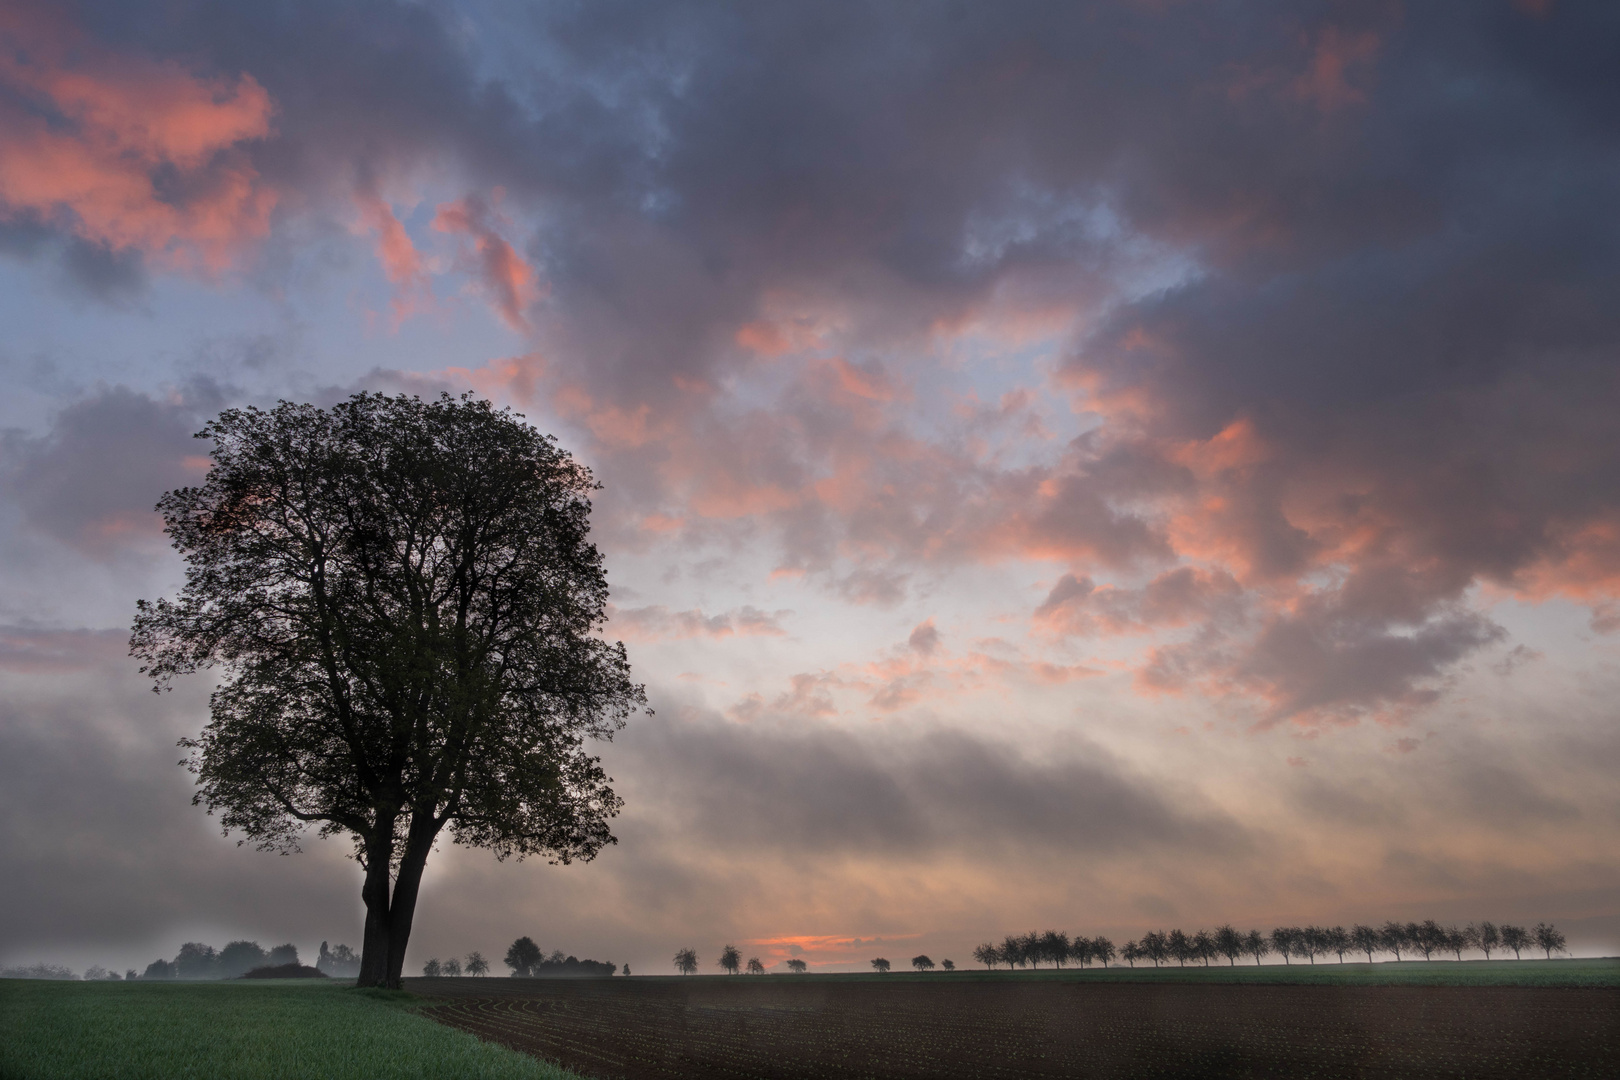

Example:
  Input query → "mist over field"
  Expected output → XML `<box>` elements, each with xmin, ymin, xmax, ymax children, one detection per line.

<box><xmin>2</xmin><ymin>0</ymin><xmax>1619</xmax><ymax>980</ymax></box>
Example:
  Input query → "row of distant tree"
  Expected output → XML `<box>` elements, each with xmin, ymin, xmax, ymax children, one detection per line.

<box><xmin>138</xmin><ymin>941</ymin><xmax>303</xmax><ymax>980</ymax></box>
<box><xmin>0</xmin><ymin>963</ymin><xmax>117</xmax><ymax>981</ymax></box>
<box><xmin>970</xmin><ymin>921</ymin><xmax>1570</xmax><ymax>969</ymax></box>
<box><xmin>494</xmin><ymin>937</ymin><xmax>619</xmax><ymax>977</ymax></box>
<box><xmin>420</xmin><ymin>952</ymin><xmax>491</xmax><ymax>977</ymax></box>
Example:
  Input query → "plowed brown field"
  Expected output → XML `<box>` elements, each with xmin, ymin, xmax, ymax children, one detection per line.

<box><xmin>414</xmin><ymin>976</ymin><xmax>1617</xmax><ymax>1080</ymax></box>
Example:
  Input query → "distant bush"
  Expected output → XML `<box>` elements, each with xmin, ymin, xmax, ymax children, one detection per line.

<box><xmin>241</xmin><ymin>964</ymin><xmax>326</xmax><ymax>979</ymax></box>
<box><xmin>1</xmin><ymin>963</ymin><xmax>77</xmax><ymax>980</ymax></box>
<box><xmin>317</xmin><ymin>942</ymin><xmax>361</xmax><ymax>978</ymax></box>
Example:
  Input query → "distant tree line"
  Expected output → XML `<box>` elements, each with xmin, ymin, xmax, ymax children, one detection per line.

<box><xmin>968</xmin><ymin>921</ymin><xmax>1569</xmax><ymax>970</ymax></box>
<box><xmin>137</xmin><ymin>941</ymin><xmax>302</xmax><ymax>980</ymax></box>
<box><xmin>500</xmin><ymin>937</ymin><xmax>616</xmax><ymax>978</ymax></box>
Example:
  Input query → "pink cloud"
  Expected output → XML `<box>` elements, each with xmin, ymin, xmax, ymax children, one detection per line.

<box><xmin>432</xmin><ymin>192</ymin><xmax>541</xmax><ymax>331</ymax></box>
<box><xmin>353</xmin><ymin>186</ymin><xmax>430</xmax><ymax>326</ymax></box>
<box><xmin>608</xmin><ymin>604</ymin><xmax>790</xmax><ymax>643</ymax></box>
<box><xmin>0</xmin><ymin>8</ymin><xmax>277</xmax><ymax>273</ymax></box>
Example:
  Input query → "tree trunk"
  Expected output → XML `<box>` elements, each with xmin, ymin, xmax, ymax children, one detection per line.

<box><xmin>355</xmin><ymin>814</ymin><xmax>440</xmax><ymax>989</ymax></box>
<box><xmin>357</xmin><ymin>835</ymin><xmax>396</xmax><ymax>988</ymax></box>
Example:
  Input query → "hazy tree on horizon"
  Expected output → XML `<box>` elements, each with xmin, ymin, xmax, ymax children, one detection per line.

<box><xmin>673</xmin><ymin>948</ymin><xmax>699</xmax><ymax>975</ymax></box>
<box><xmin>942</xmin><ymin>958</ymin><xmax>956</xmax><ymax>971</ymax></box>
<box><xmin>1299</xmin><ymin>926</ymin><xmax>1324</xmax><ymax>965</ymax></box>
<box><xmin>719</xmin><ymin>945</ymin><xmax>741</xmax><ymax>975</ymax></box>
<box><xmin>505</xmin><ymin>938</ymin><xmax>542</xmax><ymax>977</ymax></box>
<box><xmin>1214</xmin><ymin>925</ymin><xmax>1243</xmax><ymax>966</ymax></box>
<box><xmin>1380</xmin><ymin>922</ymin><xmax>1409</xmax><ymax>961</ymax></box>
<box><xmin>1444</xmin><ymin>926</ymin><xmax>1468</xmax><ymax>961</ymax></box>
<box><xmin>1269</xmin><ymin>928</ymin><xmax>1298</xmax><ymax>965</ymax></box>
<box><xmin>1020</xmin><ymin>931</ymin><xmax>1043</xmax><ymax>968</ymax></box>
<box><xmin>972</xmin><ymin>943</ymin><xmax>999</xmax><ymax>970</ymax></box>
<box><xmin>1071</xmin><ymin>937</ymin><xmax>1094</xmax><ymax>968</ymax></box>
<box><xmin>746</xmin><ymin>957</ymin><xmax>766</xmax><ymax>975</ymax></box>
<box><xmin>1167</xmin><ymin>929</ymin><xmax>1192</xmax><ymax>967</ymax></box>
<box><xmin>1093</xmin><ymin>937</ymin><xmax>1116</xmax><ymax>968</ymax></box>
<box><xmin>1142</xmin><ymin>932</ymin><xmax>1170</xmax><ymax>968</ymax></box>
<box><xmin>786</xmin><ymin>958</ymin><xmax>807</xmax><ymax>973</ymax></box>
<box><xmin>1350</xmin><ymin>925</ymin><xmax>1380</xmax><ymax>963</ymax></box>
<box><xmin>1192</xmin><ymin>930</ymin><xmax>1216</xmax><ymax>966</ymax></box>
<box><xmin>218</xmin><ymin>941</ymin><xmax>268</xmax><ymax>979</ymax></box>
<box><xmin>1243</xmin><ymin>930</ymin><xmax>1270</xmax><ymax>966</ymax></box>
<box><xmin>1041</xmin><ymin>931</ymin><xmax>1070</xmax><ymax>968</ymax></box>
<box><xmin>1001</xmin><ymin>934</ymin><xmax>1027</xmax><ymax>969</ymax></box>
<box><xmin>1469</xmin><ymin>922</ymin><xmax>1499</xmax><ymax>960</ymax></box>
<box><xmin>1121</xmin><ymin>941</ymin><xmax>1140</xmax><ymax>967</ymax></box>
<box><xmin>132</xmin><ymin>393</ymin><xmax>647</xmax><ymax>989</ymax></box>
<box><xmin>423</xmin><ymin>958</ymin><xmax>442</xmax><ymax>977</ymax></box>
<box><xmin>465</xmin><ymin>952</ymin><xmax>489</xmax><ymax>977</ymax></box>
<box><xmin>1499</xmin><ymin>925</ymin><xmax>1529</xmax><ymax>959</ymax></box>
<box><xmin>442</xmin><ymin>957</ymin><xmax>462</xmax><ymax>977</ymax></box>
<box><xmin>1534</xmin><ymin>923</ymin><xmax>1567</xmax><ymax>959</ymax></box>
<box><xmin>1411</xmin><ymin>921</ymin><xmax>1442</xmax><ymax>961</ymax></box>
<box><xmin>871</xmin><ymin>958</ymin><xmax>891</xmax><ymax>973</ymax></box>
<box><xmin>912</xmin><ymin>955</ymin><xmax>935</xmax><ymax>972</ymax></box>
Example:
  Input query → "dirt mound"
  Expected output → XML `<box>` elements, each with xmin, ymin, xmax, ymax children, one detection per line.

<box><xmin>240</xmin><ymin>963</ymin><xmax>328</xmax><ymax>979</ymax></box>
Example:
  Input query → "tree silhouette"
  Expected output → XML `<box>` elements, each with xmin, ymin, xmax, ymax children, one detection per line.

<box><xmin>1071</xmin><ymin>937</ymin><xmax>1094</xmax><ymax>968</ymax></box>
<box><xmin>972</xmin><ymin>943</ymin><xmax>999</xmax><ymax>970</ymax></box>
<box><xmin>1041</xmin><ymin>931</ymin><xmax>1070</xmax><ymax>968</ymax></box>
<box><xmin>1092</xmin><ymin>937</ymin><xmax>1116</xmax><ymax>968</ymax></box>
<box><xmin>1243</xmin><ymin>930</ymin><xmax>1270</xmax><ymax>966</ymax></box>
<box><xmin>786</xmin><ymin>959</ymin><xmax>808</xmax><ymax>973</ymax></box>
<box><xmin>1141</xmin><ymin>932</ymin><xmax>1169</xmax><ymax>968</ymax></box>
<box><xmin>1499</xmin><ymin>925</ymin><xmax>1529</xmax><ymax>959</ymax></box>
<box><xmin>1350</xmin><ymin>925</ymin><xmax>1379</xmax><ymax>963</ymax></box>
<box><xmin>506</xmin><ymin>937</ymin><xmax>542</xmax><ymax>977</ymax></box>
<box><xmin>1534</xmin><ymin>923</ymin><xmax>1567</xmax><ymax>959</ymax></box>
<box><xmin>1191</xmin><ymin>930</ymin><xmax>1216</xmax><ymax>966</ymax></box>
<box><xmin>1001</xmin><ymin>935</ymin><xmax>1027</xmax><ymax>969</ymax></box>
<box><xmin>442</xmin><ymin>957</ymin><xmax>462</xmax><ymax>977</ymax></box>
<box><xmin>1469</xmin><ymin>922</ymin><xmax>1499</xmax><ymax>960</ymax></box>
<box><xmin>465</xmin><ymin>952</ymin><xmax>489</xmax><ymax>977</ymax></box>
<box><xmin>1379</xmin><ymin>922</ymin><xmax>1409</xmax><ymax>962</ymax></box>
<box><xmin>746</xmin><ymin>957</ymin><xmax>766</xmax><ymax>975</ymax></box>
<box><xmin>942</xmin><ymin>959</ymin><xmax>955</xmax><ymax>971</ymax></box>
<box><xmin>1270</xmin><ymin>927</ymin><xmax>1298</xmax><ymax>965</ymax></box>
<box><xmin>719</xmin><ymin>946</ymin><xmax>741</xmax><ymax>975</ymax></box>
<box><xmin>1214</xmin><ymin>925</ymin><xmax>1243</xmax><ymax>966</ymax></box>
<box><xmin>132</xmin><ymin>393</ymin><xmax>646</xmax><ymax>988</ymax></box>
<box><xmin>870</xmin><ymin>958</ymin><xmax>891</xmax><ymax>973</ymax></box>
<box><xmin>911</xmin><ymin>955</ymin><xmax>935</xmax><ymax>972</ymax></box>
<box><xmin>673</xmin><ymin>948</ymin><xmax>699</xmax><ymax>975</ymax></box>
<box><xmin>423</xmin><ymin>958</ymin><xmax>442</xmax><ymax>977</ymax></box>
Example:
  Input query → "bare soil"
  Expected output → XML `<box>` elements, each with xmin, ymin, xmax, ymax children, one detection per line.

<box><xmin>413</xmin><ymin>975</ymin><xmax>1618</xmax><ymax>1079</ymax></box>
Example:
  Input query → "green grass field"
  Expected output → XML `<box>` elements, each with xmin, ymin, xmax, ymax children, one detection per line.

<box><xmin>781</xmin><ymin>956</ymin><xmax>1620</xmax><ymax>987</ymax></box>
<box><xmin>0</xmin><ymin>979</ymin><xmax>584</xmax><ymax>1080</ymax></box>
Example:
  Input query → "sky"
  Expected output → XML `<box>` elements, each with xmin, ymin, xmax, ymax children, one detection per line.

<box><xmin>2</xmin><ymin>0</ymin><xmax>1618</xmax><ymax>977</ymax></box>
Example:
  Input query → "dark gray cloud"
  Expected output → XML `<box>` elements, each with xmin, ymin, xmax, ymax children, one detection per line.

<box><xmin>610</xmin><ymin>703</ymin><xmax>1249</xmax><ymax>860</ymax></box>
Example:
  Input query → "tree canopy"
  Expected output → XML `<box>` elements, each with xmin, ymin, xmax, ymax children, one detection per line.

<box><xmin>131</xmin><ymin>392</ymin><xmax>646</xmax><ymax>987</ymax></box>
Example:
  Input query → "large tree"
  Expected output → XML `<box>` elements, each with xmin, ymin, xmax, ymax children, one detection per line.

<box><xmin>131</xmin><ymin>393</ymin><xmax>646</xmax><ymax>988</ymax></box>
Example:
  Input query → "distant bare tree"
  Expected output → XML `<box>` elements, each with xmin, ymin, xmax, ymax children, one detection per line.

<box><xmin>786</xmin><ymin>959</ymin><xmax>808</xmax><ymax>973</ymax></box>
<box><xmin>1270</xmin><ymin>927</ymin><xmax>1299</xmax><ymax>965</ymax></box>
<box><xmin>1469</xmin><ymin>922</ymin><xmax>1499</xmax><ymax>960</ymax></box>
<box><xmin>1001</xmin><ymin>934</ymin><xmax>1027</xmax><ymax>969</ymax></box>
<box><xmin>1534</xmin><ymin>923</ymin><xmax>1567</xmax><ymax>959</ymax></box>
<box><xmin>942</xmin><ymin>959</ymin><xmax>955</xmax><ymax>971</ymax></box>
<box><xmin>1021</xmin><ymin>932</ymin><xmax>1043</xmax><ymax>968</ymax></box>
<box><xmin>1244</xmin><ymin>930</ymin><xmax>1270</xmax><ymax>966</ymax></box>
<box><xmin>465</xmin><ymin>952</ymin><xmax>489</xmax><ymax>977</ymax></box>
<box><xmin>442</xmin><ymin>957</ymin><xmax>462</xmax><ymax>977</ymax></box>
<box><xmin>911</xmin><ymin>955</ymin><xmax>935</xmax><ymax>972</ymax></box>
<box><xmin>1499</xmin><ymin>925</ymin><xmax>1529</xmax><ymax>960</ymax></box>
<box><xmin>423</xmin><ymin>958</ymin><xmax>442</xmax><ymax>977</ymax></box>
<box><xmin>1192</xmin><ymin>930</ymin><xmax>1216</xmax><ymax>967</ymax></box>
<box><xmin>1167</xmin><ymin>929</ymin><xmax>1192</xmax><ymax>967</ymax></box>
<box><xmin>1350</xmin><ymin>925</ymin><xmax>1379</xmax><ymax>963</ymax></box>
<box><xmin>1093</xmin><ymin>937</ymin><xmax>1116</xmax><ymax>968</ymax></box>
<box><xmin>719</xmin><ymin>945</ymin><xmax>741</xmax><ymax>974</ymax></box>
<box><xmin>972</xmin><ymin>943</ymin><xmax>999</xmax><ymax>970</ymax></box>
<box><xmin>1299</xmin><ymin>927</ymin><xmax>1325</xmax><ymax>965</ymax></box>
<box><xmin>673</xmin><ymin>948</ymin><xmax>699</xmax><ymax>975</ymax></box>
<box><xmin>1071</xmin><ymin>937</ymin><xmax>1094</xmax><ymax>968</ymax></box>
<box><xmin>1326</xmin><ymin>926</ymin><xmax>1350</xmax><ymax>963</ymax></box>
<box><xmin>1214</xmin><ymin>925</ymin><xmax>1244</xmax><ymax>966</ymax></box>
<box><xmin>746</xmin><ymin>957</ymin><xmax>766</xmax><ymax>975</ymax></box>
<box><xmin>1141</xmin><ymin>932</ymin><xmax>1169</xmax><ymax>968</ymax></box>
<box><xmin>1411</xmin><ymin>921</ymin><xmax>1443</xmax><ymax>961</ymax></box>
<box><xmin>1041</xmin><ymin>931</ymin><xmax>1071</xmax><ymax>968</ymax></box>
<box><xmin>871</xmin><ymin>958</ymin><xmax>891</xmax><ymax>973</ymax></box>
<box><xmin>1379</xmin><ymin>922</ymin><xmax>1409</xmax><ymax>962</ymax></box>
<box><xmin>1444</xmin><ymin>927</ymin><xmax>1468</xmax><ymax>962</ymax></box>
